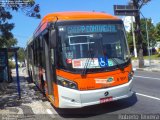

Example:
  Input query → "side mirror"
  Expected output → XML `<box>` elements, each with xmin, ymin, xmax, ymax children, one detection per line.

<box><xmin>49</xmin><ymin>29</ymin><xmax>57</xmax><ymax>49</ymax></box>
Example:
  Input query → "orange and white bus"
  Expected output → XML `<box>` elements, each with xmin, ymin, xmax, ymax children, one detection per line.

<box><xmin>26</xmin><ymin>11</ymin><xmax>134</xmax><ymax>108</ymax></box>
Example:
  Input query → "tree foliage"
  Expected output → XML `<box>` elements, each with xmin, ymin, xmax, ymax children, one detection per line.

<box><xmin>17</xmin><ymin>47</ymin><xmax>25</xmax><ymax>62</ymax></box>
<box><xmin>0</xmin><ymin>7</ymin><xmax>17</xmax><ymax>48</ymax></box>
<box><xmin>127</xmin><ymin>18</ymin><xmax>158</xmax><ymax>55</ymax></box>
<box><xmin>154</xmin><ymin>23</ymin><xmax>160</xmax><ymax>42</ymax></box>
<box><xmin>140</xmin><ymin>18</ymin><xmax>156</xmax><ymax>47</ymax></box>
<box><xmin>0</xmin><ymin>0</ymin><xmax>40</xmax><ymax>18</ymax></box>
<box><xmin>126</xmin><ymin>31</ymin><xmax>134</xmax><ymax>53</ymax></box>
<box><xmin>0</xmin><ymin>0</ymin><xmax>40</xmax><ymax>48</ymax></box>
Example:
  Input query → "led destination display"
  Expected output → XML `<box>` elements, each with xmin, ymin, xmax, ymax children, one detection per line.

<box><xmin>67</xmin><ymin>24</ymin><xmax>117</xmax><ymax>34</ymax></box>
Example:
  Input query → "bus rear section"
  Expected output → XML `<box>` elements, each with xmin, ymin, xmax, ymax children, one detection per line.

<box><xmin>26</xmin><ymin>12</ymin><xmax>134</xmax><ymax>108</ymax></box>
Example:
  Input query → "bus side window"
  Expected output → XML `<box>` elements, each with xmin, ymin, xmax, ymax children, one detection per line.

<box><xmin>33</xmin><ymin>40</ymin><xmax>37</xmax><ymax>66</ymax></box>
<box><xmin>39</xmin><ymin>37</ymin><xmax>43</xmax><ymax>67</ymax></box>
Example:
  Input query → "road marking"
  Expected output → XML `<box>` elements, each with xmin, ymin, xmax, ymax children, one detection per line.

<box><xmin>46</xmin><ymin>109</ymin><xmax>53</xmax><ymax>114</ymax></box>
<box><xmin>136</xmin><ymin>93</ymin><xmax>160</xmax><ymax>101</ymax></box>
<box><xmin>134</xmin><ymin>75</ymin><xmax>160</xmax><ymax>80</ymax></box>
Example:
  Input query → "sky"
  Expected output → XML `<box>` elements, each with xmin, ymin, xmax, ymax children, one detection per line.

<box><xmin>9</xmin><ymin>0</ymin><xmax>160</xmax><ymax>48</ymax></box>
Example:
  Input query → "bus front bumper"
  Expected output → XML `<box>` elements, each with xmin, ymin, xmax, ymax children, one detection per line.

<box><xmin>58</xmin><ymin>79</ymin><xmax>133</xmax><ymax>108</ymax></box>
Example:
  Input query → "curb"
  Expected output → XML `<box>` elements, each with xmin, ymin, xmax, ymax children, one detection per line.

<box><xmin>133</xmin><ymin>68</ymin><xmax>160</xmax><ymax>72</ymax></box>
<box><xmin>132</xmin><ymin>60</ymin><xmax>160</xmax><ymax>63</ymax></box>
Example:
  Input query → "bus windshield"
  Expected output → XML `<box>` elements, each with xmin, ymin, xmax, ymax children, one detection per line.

<box><xmin>57</xmin><ymin>21</ymin><xmax>130</xmax><ymax>72</ymax></box>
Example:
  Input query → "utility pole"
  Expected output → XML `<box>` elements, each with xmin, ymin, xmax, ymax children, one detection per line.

<box><xmin>114</xmin><ymin>0</ymin><xmax>151</xmax><ymax>68</ymax></box>
<box><xmin>131</xmin><ymin>16</ymin><xmax>137</xmax><ymax>58</ymax></box>
<box><xmin>132</xmin><ymin>0</ymin><xmax>151</xmax><ymax>68</ymax></box>
<box><xmin>15</xmin><ymin>50</ymin><xmax>21</xmax><ymax>99</ymax></box>
<box><xmin>133</xmin><ymin>0</ymin><xmax>144</xmax><ymax>68</ymax></box>
<box><xmin>145</xmin><ymin>17</ymin><xmax>151</xmax><ymax>66</ymax></box>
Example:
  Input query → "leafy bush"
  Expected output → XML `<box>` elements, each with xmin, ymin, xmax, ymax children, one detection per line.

<box><xmin>9</xmin><ymin>61</ymin><xmax>16</xmax><ymax>69</ymax></box>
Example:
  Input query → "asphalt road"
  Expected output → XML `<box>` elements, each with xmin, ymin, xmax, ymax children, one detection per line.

<box><xmin>53</xmin><ymin>71</ymin><xmax>160</xmax><ymax>120</ymax></box>
<box><xmin>4</xmin><ymin>68</ymin><xmax>159</xmax><ymax>120</ymax></box>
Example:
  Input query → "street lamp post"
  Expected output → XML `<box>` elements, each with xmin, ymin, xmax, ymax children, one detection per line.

<box><xmin>140</xmin><ymin>12</ymin><xmax>151</xmax><ymax>66</ymax></box>
<box><xmin>145</xmin><ymin>17</ymin><xmax>151</xmax><ymax>66</ymax></box>
<box><xmin>0</xmin><ymin>30</ymin><xmax>2</xmax><ymax>36</ymax></box>
<box><xmin>133</xmin><ymin>0</ymin><xmax>144</xmax><ymax>68</ymax></box>
<box><xmin>131</xmin><ymin>16</ymin><xmax>138</xmax><ymax>58</ymax></box>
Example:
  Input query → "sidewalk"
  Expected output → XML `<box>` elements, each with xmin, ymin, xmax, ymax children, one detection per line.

<box><xmin>132</xmin><ymin>59</ymin><xmax>160</xmax><ymax>72</ymax></box>
<box><xmin>0</xmin><ymin>68</ymin><xmax>58</xmax><ymax>120</ymax></box>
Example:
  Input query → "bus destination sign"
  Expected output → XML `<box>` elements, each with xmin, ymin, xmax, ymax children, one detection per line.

<box><xmin>67</xmin><ymin>24</ymin><xmax>117</xmax><ymax>34</ymax></box>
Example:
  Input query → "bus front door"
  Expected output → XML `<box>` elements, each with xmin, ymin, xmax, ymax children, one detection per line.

<box><xmin>44</xmin><ymin>35</ymin><xmax>54</xmax><ymax>100</ymax></box>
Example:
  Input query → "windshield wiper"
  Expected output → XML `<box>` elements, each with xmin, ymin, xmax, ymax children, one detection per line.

<box><xmin>81</xmin><ymin>49</ymin><xmax>94</xmax><ymax>77</ymax></box>
<box><xmin>81</xmin><ymin>40</ymin><xmax>94</xmax><ymax>77</ymax></box>
<box><xmin>109</xmin><ymin>57</ymin><xmax>124</xmax><ymax>71</ymax></box>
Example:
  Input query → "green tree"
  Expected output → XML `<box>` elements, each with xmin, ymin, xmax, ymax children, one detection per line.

<box><xmin>0</xmin><ymin>0</ymin><xmax>40</xmax><ymax>18</ymax></box>
<box><xmin>0</xmin><ymin>7</ymin><xmax>17</xmax><ymax>47</ymax></box>
<box><xmin>127</xmin><ymin>18</ymin><xmax>156</xmax><ymax>56</ymax></box>
<box><xmin>155</xmin><ymin>22</ymin><xmax>160</xmax><ymax>42</ymax></box>
<box><xmin>140</xmin><ymin>18</ymin><xmax>156</xmax><ymax>53</ymax></box>
<box><xmin>0</xmin><ymin>0</ymin><xmax>40</xmax><ymax>48</ymax></box>
<box><xmin>126</xmin><ymin>31</ymin><xmax>134</xmax><ymax>54</ymax></box>
<box><xmin>17</xmin><ymin>48</ymin><xmax>25</xmax><ymax>62</ymax></box>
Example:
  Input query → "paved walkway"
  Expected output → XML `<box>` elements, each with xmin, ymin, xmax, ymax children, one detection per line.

<box><xmin>0</xmin><ymin>68</ymin><xmax>58</xmax><ymax>120</ymax></box>
<box><xmin>132</xmin><ymin>60</ymin><xmax>160</xmax><ymax>72</ymax></box>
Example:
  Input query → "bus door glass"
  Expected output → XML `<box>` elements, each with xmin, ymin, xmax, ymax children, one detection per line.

<box><xmin>44</xmin><ymin>34</ymin><xmax>53</xmax><ymax>95</ymax></box>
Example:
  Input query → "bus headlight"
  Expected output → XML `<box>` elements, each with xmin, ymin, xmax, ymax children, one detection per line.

<box><xmin>128</xmin><ymin>71</ymin><xmax>134</xmax><ymax>81</ymax></box>
<box><xmin>57</xmin><ymin>76</ymin><xmax>78</xmax><ymax>90</ymax></box>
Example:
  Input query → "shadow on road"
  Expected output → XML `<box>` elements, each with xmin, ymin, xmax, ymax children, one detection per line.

<box><xmin>54</xmin><ymin>93</ymin><xmax>137</xmax><ymax>118</ymax></box>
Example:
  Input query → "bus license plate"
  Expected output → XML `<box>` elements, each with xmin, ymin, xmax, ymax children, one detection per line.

<box><xmin>100</xmin><ymin>97</ymin><xmax>113</xmax><ymax>103</ymax></box>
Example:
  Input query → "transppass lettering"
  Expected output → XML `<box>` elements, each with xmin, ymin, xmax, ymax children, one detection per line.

<box><xmin>67</xmin><ymin>24</ymin><xmax>117</xmax><ymax>34</ymax></box>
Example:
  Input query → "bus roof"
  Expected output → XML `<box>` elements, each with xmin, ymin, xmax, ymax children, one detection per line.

<box><xmin>42</xmin><ymin>11</ymin><xmax>119</xmax><ymax>23</ymax></box>
<box><xmin>33</xmin><ymin>11</ymin><xmax>120</xmax><ymax>39</ymax></box>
